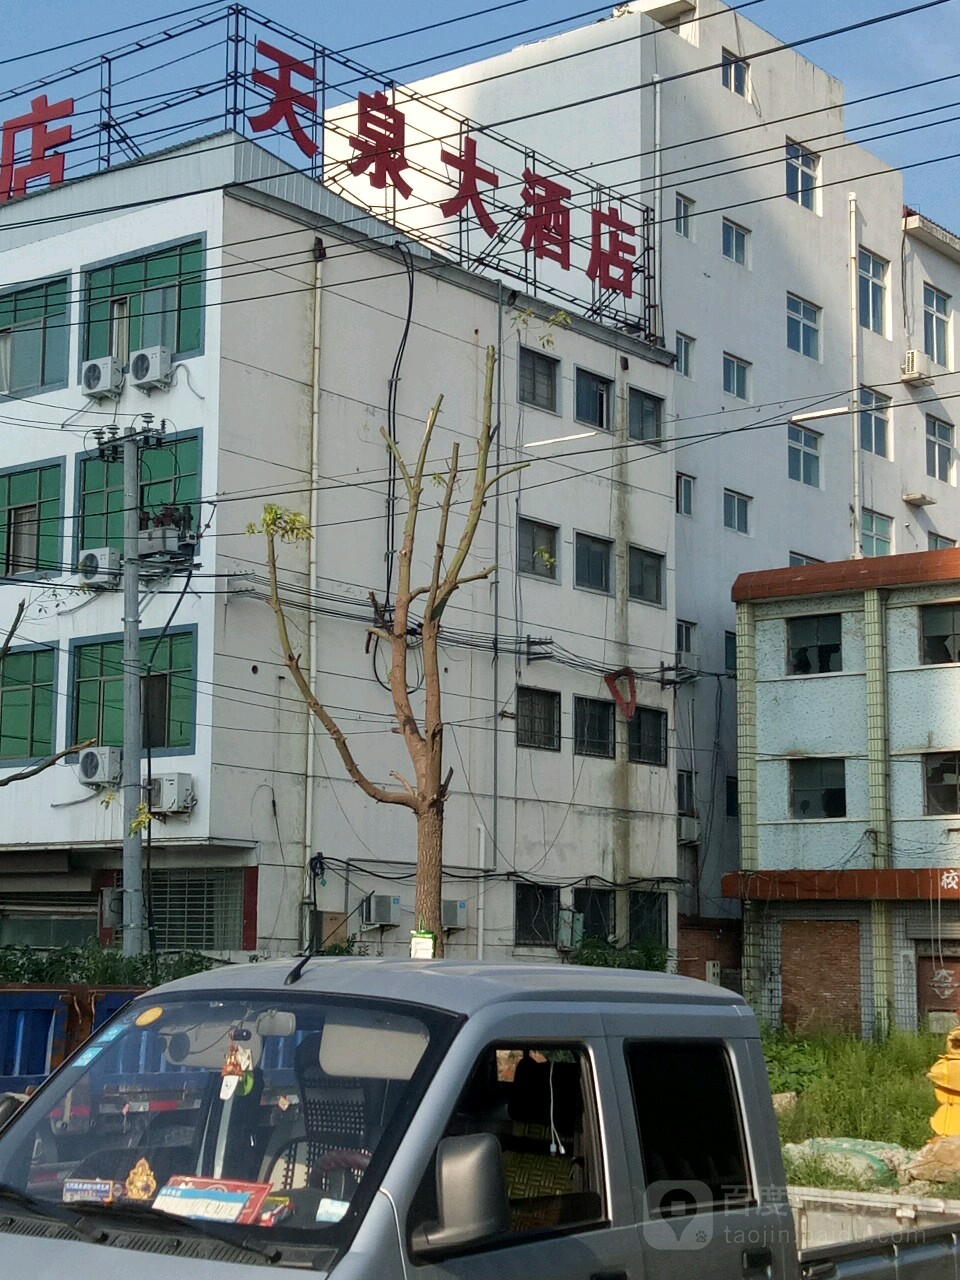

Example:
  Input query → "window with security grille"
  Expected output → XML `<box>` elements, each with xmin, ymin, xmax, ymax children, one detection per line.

<box><xmin>788</xmin><ymin>613</ymin><xmax>842</xmax><ymax>674</ymax></box>
<box><xmin>574</xmin><ymin>696</ymin><xmax>615</xmax><ymax>758</ymax></box>
<box><xmin>628</xmin><ymin>388</ymin><xmax>663</xmax><ymax>443</ymax></box>
<box><xmin>514</xmin><ymin>882</ymin><xmax>559</xmax><ymax>945</ymax></box>
<box><xmin>0</xmin><ymin>278</ymin><xmax>68</xmax><ymax>397</ymax></box>
<box><xmin>517</xmin><ymin>516</ymin><xmax>558</xmax><ymax>579</ymax></box>
<box><xmin>0</xmin><ymin>646</ymin><xmax>54</xmax><ymax>759</ymax></box>
<box><xmin>629</xmin><ymin>706</ymin><xmax>667</xmax><ymax>766</ymax></box>
<box><xmin>573</xmin><ymin>887</ymin><xmax>615</xmax><ymax>941</ymax></box>
<box><xmin>629</xmin><ymin>890</ymin><xmax>667</xmax><ymax>946</ymax></box>
<box><xmin>921</xmin><ymin>604</ymin><xmax>960</xmax><ymax>664</ymax></box>
<box><xmin>926</xmin><ymin>416</ymin><xmax>954</xmax><ymax>484</ymax></box>
<box><xmin>790</xmin><ymin>758</ymin><xmax>846</xmax><ymax>819</ymax></box>
<box><xmin>0</xmin><ymin>462</ymin><xmax>61</xmax><ymax>575</ymax></box>
<box><xmin>628</xmin><ymin>545</ymin><xmax>664</xmax><ymax>605</ymax></box>
<box><xmin>860</xmin><ymin>387</ymin><xmax>889</xmax><ymax>458</ymax></box>
<box><xmin>575</xmin><ymin>532</ymin><xmax>613</xmax><ymax>593</ymax></box>
<box><xmin>516</xmin><ymin>686</ymin><xmax>561</xmax><ymax>751</ymax></box>
<box><xmin>79</xmin><ymin>433</ymin><xmax>199</xmax><ymax>554</ymax></box>
<box><xmin>924</xmin><ymin>284</ymin><xmax>950</xmax><ymax>366</ymax></box>
<box><xmin>858</xmin><ymin>248</ymin><xmax>886</xmax><ymax>335</ymax></box>
<box><xmin>85</xmin><ymin>239</ymin><xmax>203</xmax><ymax>363</ymax></box>
<box><xmin>73</xmin><ymin>631</ymin><xmax>195</xmax><ymax>751</ymax></box>
<box><xmin>788</xmin><ymin>424</ymin><xmax>820</xmax><ymax>487</ymax></box>
<box><xmin>518</xmin><ymin>346</ymin><xmax>559</xmax><ymax>412</ymax></box>
<box><xmin>147</xmin><ymin>868</ymin><xmax>244</xmax><ymax>951</ymax></box>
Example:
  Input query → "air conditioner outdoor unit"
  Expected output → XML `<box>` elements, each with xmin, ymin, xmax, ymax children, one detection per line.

<box><xmin>676</xmin><ymin>650</ymin><xmax>701</xmax><ymax>675</ymax></box>
<box><xmin>678</xmin><ymin>815</ymin><xmax>701</xmax><ymax>844</ymax></box>
<box><xmin>556</xmin><ymin>907</ymin><xmax>584</xmax><ymax>952</ymax></box>
<box><xmin>81</xmin><ymin>356</ymin><xmax>123</xmax><ymax>400</ymax></box>
<box><xmin>441</xmin><ymin>898</ymin><xmax>468</xmax><ymax>931</ymax></box>
<box><xmin>77</xmin><ymin>546</ymin><xmax>121</xmax><ymax>587</ymax></box>
<box><xmin>360</xmin><ymin>894</ymin><xmax>401</xmax><ymax>929</ymax></box>
<box><xmin>901</xmin><ymin>350</ymin><xmax>933</xmax><ymax>384</ymax></box>
<box><xmin>78</xmin><ymin>746</ymin><xmax>122</xmax><ymax>787</ymax></box>
<box><xmin>147</xmin><ymin>772</ymin><xmax>195</xmax><ymax>814</ymax></box>
<box><xmin>129</xmin><ymin>346</ymin><xmax>172</xmax><ymax>391</ymax></box>
<box><xmin>139</xmin><ymin>527</ymin><xmax>181</xmax><ymax>557</ymax></box>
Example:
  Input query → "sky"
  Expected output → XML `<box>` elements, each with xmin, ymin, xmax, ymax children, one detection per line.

<box><xmin>1</xmin><ymin>0</ymin><xmax>958</xmax><ymax>227</ymax></box>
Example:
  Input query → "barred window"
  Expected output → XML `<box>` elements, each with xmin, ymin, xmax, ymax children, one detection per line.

<box><xmin>516</xmin><ymin>687</ymin><xmax>561</xmax><ymax>751</ymax></box>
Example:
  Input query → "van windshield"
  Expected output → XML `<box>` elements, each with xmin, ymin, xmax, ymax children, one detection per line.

<box><xmin>0</xmin><ymin>991</ymin><xmax>457</xmax><ymax>1249</ymax></box>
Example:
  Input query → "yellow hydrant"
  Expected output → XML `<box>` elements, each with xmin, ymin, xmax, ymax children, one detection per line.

<box><xmin>928</xmin><ymin>1025</ymin><xmax>960</xmax><ymax>1136</ymax></box>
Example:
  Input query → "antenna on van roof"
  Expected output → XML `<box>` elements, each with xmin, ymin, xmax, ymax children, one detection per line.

<box><xmin>284</xmin><ymin>888</ymin><xmax>373</xmax><ymax>985</ymax></box>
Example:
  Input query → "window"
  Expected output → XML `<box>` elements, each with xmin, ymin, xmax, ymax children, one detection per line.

<box><xmin>85</xmin><ymin>239</ymin><xmax>203</xmax><ymax>362</ymax></box>
<box><xmin>860</xmin><ymin>387</ymin><xmax>889</xmax><ymax>458</ymax></box>
<box><xmin>573</xmin><ymin>887</ymin><xmax>615</xmax><ymax>941</ymax></box>
<box><xmin>79</xmin><ymin>433</ymin><xmax>200</xmax><ymax>555</ymax></box>
<box><xmin>723</xmin><ymin>488</ymin><xmax>750</xmax><ymax>534</ymax></box>
<box><xmin>930</xmin><ymin>533</ymin><xmax>956</xmax><ymax>551</ymax></box>
<box><xmin>677</xmin><ymin>620</ymin><xmax>695</xmax><ymax>655</ymax></box>
<box><xmin>925</xmin><ymin>753</ymin><xmax>960</xmax><ymax>815</ymax></box>
<box><xmin>628</xmin><ymin>545</ymin><xmax>664</xmax><ymax>605</ymax></box>
<box><xmin>0</xmin><ymin>278</ymin><xmax>68</xmax><ymax>397</ymax></box>
<box><xmin>924</xmin><ymin>284</ymin><xmax>950</xmax><ymax>366</ymax></box>
<box><xmin>629</xmin><ymin>706</ymin><xmax>667</xmax><ymax>766</ymax></box>
<box><xmin>575</xmin><ymin>532</ymin><xmax>613</xmax><ymax>593</ymax></box>
<box><xmin>575</xmin><ymin>368</ymin><xmax>612</xmax><ymax>429</ymax></box>
<box><xmin>518</xmin><ymin>516</ymin><xmax>558</xmax><ymax>579</ymax></box>
<box><xmin>786</xmin><ymin>141</ymin><xmax>818</xmax><ymax>210</ymax></box>
<box><xmin>920</xmin><ymin>604</ymin><xmax>960</xmax><ymax>664</ymax></box>
<box><xmin>677</xmin><ymin>768</ymin><xmax>695</xmax><ymax>815</ymax></box>
<box><xmin>628</xmin><ymin>387</ymin><xmax>663</xmax><ymax>443</ymax></box>
<box><xmin>858</xmin><ymin>249</ymin><xmax>887</xmax><ymax>335</ymax></box>
<box><xmin>790</xmin><ymin>758</ymin><xmax>846</xmax><ymax>819</ymax></box>
<box><xmin>788</xmin><ymin>424</ymin><xmax>820</xmax><ymax>487</ymax></box>
<box><xmin>676</xmin><ymin>472</ymin><xmax>694</xmax><ymax>515</ymax></box>
<box><xmin>0</xmin><ymin>462</ymin><xmax>61</xmax><ymax>576</ymax></box>
<box><xmin>722</xmin><ymin>353</ymin><xmax>749</xmax><ymax>400</ymax></box>
<box><xmin>723</xmin><ymin>775</ymin><xmax>739</xmax><ymax>819</ymax></box>
<box><xmin>789</xmin><ymin>551</ymin><xmax>822</xmax><ymax>566</ymax></box>
<box><xmin>519</xmin><ymin>346</ymin><xmax>559</xmax><ymax>412</ymax></box>
<box><xmin>73</xmin><ymin>631</ymin><xmax>195</xmax><ymax>751</ymax></box>
<box><xmin>516</xmin><ymin>686</ymin><xmax>561</xmax><ymax>750</ymax></box>
<box><xmin>148</xmin><ymin>868</ymin><xmax>243</xmax><ymax>951</ymax></box>
<box><xmin>725</xmin><ymin>630</ymin><xmax>737</xmax><ymax>672</ymax></box>
<box><xmin>722</xmin><ymin>219</ymin><xmax>747</xmax><ymax>264</ymax></box>
<box><xmin>787</xmin><ymin>293</ymin><xmax>820</xmax><ymax>359</ymax></box>
<box><xmin>927</xmin><ymin>415</ymin><xmax>954</xmax><ymax>484</ymax></box>
<box><xmin>721</xmin><ymin>49</ymin><xmax>749</xmax><ymax>96</ymax></box>
<box><xmin>0</xmin><ymin>647</ymin><xmax>54</xmax><ymax>759</ymax></box>
<box><xmin>675</xmin><ymin>194</ymin><xmax>693</xmax><ymax>238</ymax></box>
<box><xmin>788</xmin><ymin>613</ymin><xmax>841</xmax><ymax>674</ymax></box>
<box><xmin>514</xmin><ymin>882</ymin><xmax>559</xmax><ymax>945</ymax></box>
<box><xmin>861</xmin><ymin>508</ymin><xmax>892</xmax><ymax>557</ymax></box>
<box><xmin>676</xmin><ymin>332</ymin><xmax>693</xmax><ymax>377</ymax></box>
<box><xmin>629</xmin><ymin>891</ymin><xmax>668</xmax><ymax>946</ymax></box>
<box><xmin>574</xmin><ymin>696</ymin><xmax>615</xmax><ymax>758</ymax></box>
<box><xmin>625</xmin><ymin>1042</ymin><xmax>752</xmax><ymax>1210</ymax></box>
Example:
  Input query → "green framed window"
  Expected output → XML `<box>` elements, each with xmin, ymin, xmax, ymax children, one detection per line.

<box><xmin>0</xmin><ymin>647</ymin><xmax>55</xmax><ymax>759</ymax></box>
<box><xmin>1</xmin><ymin>462</ymin><xmax>62</xmax><ymax>575</ymax></box>
<box><xmin>79</xmin><ymin>434</ymin><xmax>199</xmax><ymax>554</ymax></box>
<box><xmin>85</xmin><ymin>240</ymin><xmax>202</xmax><ymax>363</ymax></box>
<box><xmin>73</xmin><ymin>631</ymin><xmax>195</xmax><ymax>751</ymax></box>
<box><xmin>0</xmin><ymin>278</ymin><xmax>68</xmax><ymax>396</ymax></box>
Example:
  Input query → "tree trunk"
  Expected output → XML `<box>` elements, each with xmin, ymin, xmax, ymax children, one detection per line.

<box><xmin>415</xmin><ymin>801</ymin><xmax>445</xmax><ymax>957</ymax></box>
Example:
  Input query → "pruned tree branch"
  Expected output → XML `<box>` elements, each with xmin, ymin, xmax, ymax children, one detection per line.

<box><xmin>0</xmin><ymin>599</ymin><xmax>26</xmax><ymax>667</ymax></box>
<box><xmin>0</xmin><ymin>737</ymin><xmax>95</xmax><ymax>788</ymax></box>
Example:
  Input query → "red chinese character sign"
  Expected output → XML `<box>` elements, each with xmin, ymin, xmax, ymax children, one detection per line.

<box><xmin>347</xmin><ymin>91</ymin><xmax>412</xmax><ymax>199</ymax></box>
<box><xmin>0</xmin><ymin>94</ymin><xmax>74</xmax><ymax>204</ymax></box>
<box><xmin>587</xmin><ymin>206</ymin><xmax>637</xmax><ymax>299</ymax></box>
<box><xmin>521</xmin><ymin>170</ymin><xmax>573</xmax><ymax>271</ymax></box>
<box><xmin>439</xmin><ymin>135</ymin><xmax>500</xmax><ymax>237</ymax></box>
<box><xmin>249</xmin><ymin>39</ymin><xmax>319</xmax><ymax>159</ymax></box>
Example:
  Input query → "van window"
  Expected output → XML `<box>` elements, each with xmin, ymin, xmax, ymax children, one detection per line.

<box><xmin>625</xmin><ymin>1041</ymin><xmax>753</xmax><ymax>1212</ymax></box>
<box><xmin>409</xmin><ymin>1045</ymin><xmax>605</xmax><ymax>1253</ymax></box>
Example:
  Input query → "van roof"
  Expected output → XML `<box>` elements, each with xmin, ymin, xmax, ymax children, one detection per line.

<box><xmin>152</xmin><ymin>958</ymin><xmax>747</xmax><ymax>1016</ymax></box>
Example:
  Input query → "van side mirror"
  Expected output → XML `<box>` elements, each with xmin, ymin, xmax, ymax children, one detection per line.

<box><xmin>411</xmin><ymin>1133</ymin><xmax>511</xmax><ymax>1257</ymax></box>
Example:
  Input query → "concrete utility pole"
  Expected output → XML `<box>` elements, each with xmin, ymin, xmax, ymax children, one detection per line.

<box><xmin>121</xmin><ymin>424</ymin><xmax>145</xmax><ymax>957</ymax></box>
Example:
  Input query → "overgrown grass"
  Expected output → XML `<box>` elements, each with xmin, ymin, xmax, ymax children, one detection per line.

<box><xmin>782</xmin><ymin>1150</ymin><xmax>897</xmax><ymax>1192</ymax></box>
<box><xmin>766</xmin><ymin>1029</ymin><xmax>944</xmax><ymax>1150</ymax></box>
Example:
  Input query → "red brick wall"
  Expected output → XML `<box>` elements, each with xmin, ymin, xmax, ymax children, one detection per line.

<box><xmin>677</xmin><ymin>917</ymin><xmax>742</xmax><ymax>981</ymax></box>
<box><xmin>781</xmin><ymin>919</ymin><xmax>861</xmax><ymax>1032</ymax></box>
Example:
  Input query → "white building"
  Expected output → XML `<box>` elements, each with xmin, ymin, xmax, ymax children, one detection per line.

<box><xmin>325</xmin><ymin>0</ymin><xmax>960</xmax><ymax>970</ymax></box>
<box><xmin>732</xmin><ymin>549</ymin><xmax>960</xmax><ymax>1035</ymax></box>
<box><xmin>0</xmin><ymin>134</ymin><xmax>678</xmax><ymax>960</ymax></box>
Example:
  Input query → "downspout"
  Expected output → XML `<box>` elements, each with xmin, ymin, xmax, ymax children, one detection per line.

<box><xmin>653</xmin><ymin>76</ymin><xmax>663</xmax><ymax>337</ymax></box>
<box><xmin>491</xmin><ymin>287</ymin><xmax>504</xmax><ymax>869</ymax></box>
<box><xmin>476</xmin><ymin>824</ymin><xmax>486</xmax><ymax>961</ymax></box>
<box><xmin>864</xmin><ymin>588</ymin><xmax>894</xmax><ymax>1034</ymax></box>
<box><xmin>736</xmin><ymin>602</ymin><xmax>761</xmax><ymax>1012</ymax></box>
<box><xmin>303</xmin><ymin>240</ymin><xmax>324</xmax><ymax>948</ymax></box>
<box><xmin>849</xmin><ymin>193</ymin><xmax>862</xmax><ymax>558</ymax></box>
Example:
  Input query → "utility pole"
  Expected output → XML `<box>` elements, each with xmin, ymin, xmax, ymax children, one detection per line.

<box><xmin>121</xmin><ymin>424</ymin><xmax>144</xmax><ymax>957</ymax></box>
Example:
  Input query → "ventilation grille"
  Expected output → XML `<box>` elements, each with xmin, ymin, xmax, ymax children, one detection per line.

<box><xmin>144</xmin><ymin>868</ymin><xmax>243</xmax><ymax>951</ymax></box>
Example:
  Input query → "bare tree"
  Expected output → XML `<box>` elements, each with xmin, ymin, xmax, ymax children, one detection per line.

<box><xmin>253</xmin><ymin>345</ymin><xmax>524</xmax><ymax>953</ymax></box>
<box><xmin>0</xmin><ymin>599</ymin><xmax>94</xmax><ymax>788</ymax></box>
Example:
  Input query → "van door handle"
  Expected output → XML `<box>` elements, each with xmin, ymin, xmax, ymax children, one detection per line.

<box><xmin>743</xmin><ymin>1247</ymin><xmax>773</xmax><ymax>1277</ymax></box>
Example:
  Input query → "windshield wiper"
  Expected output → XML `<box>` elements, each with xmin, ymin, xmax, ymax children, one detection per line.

<box><xmin>69</xmin><ymin>1199</ymin><xmax>283</xmax><ymax>1263</ymax></box>
<box><xmin>0</xmin><ymin>1181</ymin><xmax>99</xmax><ymax>1240</ymax></box>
